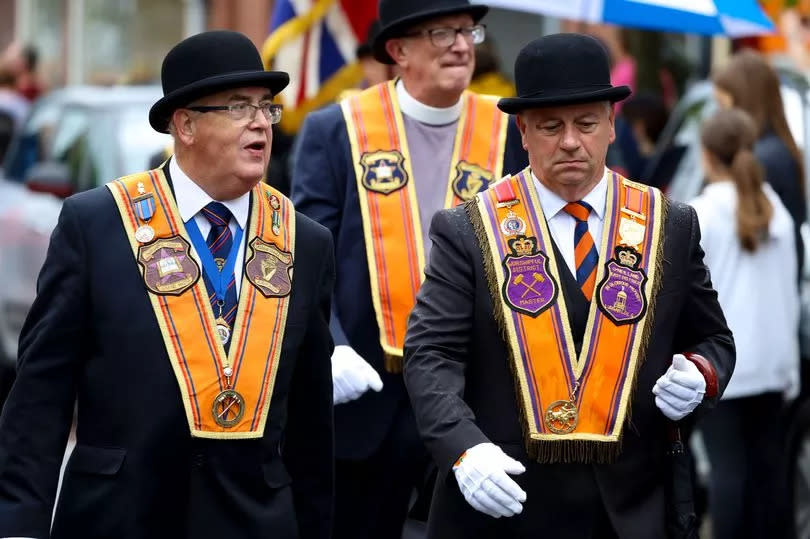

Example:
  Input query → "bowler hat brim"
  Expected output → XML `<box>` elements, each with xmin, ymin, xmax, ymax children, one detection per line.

<box><xmin>373</xmin><ymin>4</ymin><xmax>488</xmax><ymax>65</ymax></box>
<box><xmin>497</xmin><ymin>85</ymin><xmax>632</xmax><ymax>114</ymax></box>
<box><xmin>149</xmin><ymin>70</ymin><xmax>289</xmax><ymax>133</ymax></box>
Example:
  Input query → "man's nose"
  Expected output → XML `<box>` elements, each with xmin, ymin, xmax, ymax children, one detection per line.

<box><xmin>249</xmin><ymin>107</ymin><xmax>271</xmax><ymax>128</ymax></box>
<box><xmin>560</xmin><ymin>125</ymin><xmax>581</xmax><ymax>151</ymax></box>
<box><xmin>450</xmin><ymin>31</ymin><xmax>472</xmax><ymax>53</ymax></box>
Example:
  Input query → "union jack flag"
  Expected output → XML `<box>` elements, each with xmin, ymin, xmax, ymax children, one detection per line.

<box><xmin>262</xmin><ymin>0</ymin><xmax>378</xmax><ymax>132</ymax></box>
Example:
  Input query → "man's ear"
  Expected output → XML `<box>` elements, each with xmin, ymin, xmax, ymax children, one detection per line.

<box><xmin>171</xmin><ymin>109</ymin><xmax>195</xmax><ymax>145</ymax></box>
<box><xmin>515</xmin><ymin>113</ymin><xmax>529</xmax><ymax>151</ymax></box>
<box><xmin>385</xmin><ymin>38</ymin><xmax>407</xmax><ymax>66</ymax></box>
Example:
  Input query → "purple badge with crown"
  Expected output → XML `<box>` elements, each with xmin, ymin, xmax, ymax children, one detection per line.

<box><xmin>596</xmin><ymin>246</ymin><xmax>648</xmax><ymax>325</ymax></box>
<box><xmin>502</xmin><ymin>235</ymin><xmax>558</xmax><ymax>317</ymax></box>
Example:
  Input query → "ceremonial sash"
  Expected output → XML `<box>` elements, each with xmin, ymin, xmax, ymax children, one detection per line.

<box><xmin>342</xmin><ymin>80</ymin><xmax>508</xmax><ymax>369</ymax></box>
<box><xmin>471</xmin><ymin>168</ymin><xmax>666</xmax><ymax>462</ymax></box>
<box><xmin>108</xmin><ymin>170</ymin><xmax>295</xmax><ymax>439</ymax></box>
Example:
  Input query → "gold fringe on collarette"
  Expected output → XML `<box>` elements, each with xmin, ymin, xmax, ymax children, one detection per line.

<box><xmin>385</xmin><ymin>353</ymin><xmax>403</xmax><ymax>374</ymax></box>
<box><xmin>618</xmin><ymin>195</ymin><xmax>669</xmax><ymax>441</ymax></box>
<box><xmin>465</xmin><ymin>190</ymin><xmax>670</xmax><ymax>464</ymax></box>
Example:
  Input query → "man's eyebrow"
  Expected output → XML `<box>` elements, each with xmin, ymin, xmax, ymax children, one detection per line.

<box><xmin>227</xmin><ymin>93</ymin><xmax>274</xmax><ymax>102</ymax></box>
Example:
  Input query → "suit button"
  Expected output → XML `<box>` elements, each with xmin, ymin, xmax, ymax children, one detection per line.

<box><xmin>192</xmin><ymin>453</ymin><xmax>205</xmax><ymax>468</ymax></box>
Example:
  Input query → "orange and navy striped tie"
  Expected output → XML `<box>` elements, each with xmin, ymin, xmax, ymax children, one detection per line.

<box><xmin>563</xmin><ymin>201</ymin><xmax>599</xmax><ymax>299</ymax></box>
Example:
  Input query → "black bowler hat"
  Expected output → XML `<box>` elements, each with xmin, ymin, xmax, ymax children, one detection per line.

<box><xmin>497</xmin><ymin>33</ymin><xmax>631</xmax><ymax>114</ymax></box>
<box><xmin>149</xmin><ymin>30</ymin><xmax>290</xmax><ymax>133</ymax></box>
<box><xmin>373</xmin><ymin>0</ymin><xmax>488</xmax><ymax>64</ymax></box>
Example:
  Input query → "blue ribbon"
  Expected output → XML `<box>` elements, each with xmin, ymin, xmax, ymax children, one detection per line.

<box><xmin>185</xmin><ymin>217</ymin><xmax>244</xmax><ymax>304</ymax></box>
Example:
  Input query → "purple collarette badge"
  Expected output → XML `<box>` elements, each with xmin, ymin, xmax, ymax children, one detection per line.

<box><xmin>137</xmin><ymin>236</ymin><xmax>200</xmax><ymax>296</ymax></box>
<box><xmin>501</xmin><ymin>235</ymin><xmax>558</xmax><ymax>317</ymax></box>
<box><xmin>245</xmin><ymin>238</ymin><xmax>293</xmax><ymax>298</ymax></box>
<box><xmin>596</xmin><ymin>246</ymin><xmax>648</xmax><ymax>325</ymax></box>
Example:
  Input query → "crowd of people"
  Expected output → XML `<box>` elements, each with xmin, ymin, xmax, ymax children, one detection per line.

<box><xmin>0</xmin><ymin>1</ymin><xmax>806</xmax><ymax>538</ymax></box>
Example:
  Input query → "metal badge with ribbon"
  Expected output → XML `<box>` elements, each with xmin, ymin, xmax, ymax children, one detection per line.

<box><xmin>185</xmin><ymin>218</ymin><xmax>244</xmax><ymax>346</ymax></box>
<box><xmin>133</xmin><ymin>181</ymin><xmax>157</xmax><ymax>243</ymax></box>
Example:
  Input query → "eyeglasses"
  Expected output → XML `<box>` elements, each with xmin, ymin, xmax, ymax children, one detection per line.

<box><xmin>404</xmin><ymin>24</ymin><xmax>486</xmax><ymax>48</ymax></box>
<box><xmin>186</xmin><ymin>102</ymin><xmax>283</xmax><ymax>124</ymax></box>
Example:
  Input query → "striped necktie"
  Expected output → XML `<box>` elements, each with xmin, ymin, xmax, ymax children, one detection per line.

<box><xmin>202</xmin><ymin>202</ymin><xmax>238</xmax><ymax>333</ymax></box>
<box><xmin>563</xmin><ymin>201</ymin><xmax>599</xmax><ymax>299</ymax></box>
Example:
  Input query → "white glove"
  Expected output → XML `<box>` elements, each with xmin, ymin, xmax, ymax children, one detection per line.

<box><xmin>331</xmin><ymin>345</ymin><xmax>383</xmax><ymax>405</ymax></box>
<box><xmin>453</xmin><ymin>442</ymin><xmax>527</xmax><ymax>519</ymax></box>
<box><xmin>652</xmin><ymin>354</ymin><xmax>706</xmax><ymax>421</ymax></box>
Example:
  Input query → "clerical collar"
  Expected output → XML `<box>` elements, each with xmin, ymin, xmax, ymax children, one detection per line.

<box><xmin>396</xmin><ymin>79</ymin><xmax>462</xmax><ymax>125</ymax></box>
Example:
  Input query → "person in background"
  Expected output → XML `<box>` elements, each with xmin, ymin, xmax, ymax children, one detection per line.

<box><xmin>355</xmin><ymin>20</ymin><xmax>396</xmax><ymax>89</ymax></box>
<box><xmin>0</xmin><ymin>66</ymin><xmax>29</xmax><ymax>162</ymax></box>
<box><xmin>2</xmin><ymin>43</ymin><xmax>43</xmax><ymax>102</ymax></box>
<box><xmin>614</xmin><ymin>93</ymin><xmax>669</xmax><ymax>181</ymax></box>
<box><xmin>713</xmin><ymin>49</ymin><xmax>806</xmax><ymax>280</ymax></box>
<box><xmin>403</xmin><ymin>32</ymin><xmax>734</xmax><ymax>538</ymax></box>
<box><xmin>0</xmin><ymin>30</ymin><xmax>334</xmax><ymax>539</ymax></box>
<box><xmin>291</xmin><ymin>0</ymin><xmax>528</xmax><ymax>536</ymax></box>
<box><xmin>691</xmin><ymin>107</ymin><xmax>799</xmax><ymax>539</ymax></box>
<box><xmin>468</xmin><ymin>39</ymin><xmax>515</xmax><ymax>97</ymax></box>
<box><xmin>0</xmin><ymin>67</ymin><xmax>29</xmax><ymax>129</ymax></box>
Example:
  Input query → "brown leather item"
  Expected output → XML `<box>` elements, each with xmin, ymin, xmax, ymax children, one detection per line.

<box><xmin>683</xmin><ymin>352</ymin><xmax>718</xmax><ymax>398</ymax></box>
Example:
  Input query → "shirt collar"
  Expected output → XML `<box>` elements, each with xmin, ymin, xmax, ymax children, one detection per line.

<box><xmin>531</xmin><ymin>167</ymin><xmax>609</xmax><ymax>221</ymax></box>
<box><xmin>170</xmin><ymin>157</ymin><xmax>250</xmax><ymax>229</ymax></box>
<box><xmin>396</xmin><ymin>79</ymin><xmax>462</xmax><ymax>125</ymax></box>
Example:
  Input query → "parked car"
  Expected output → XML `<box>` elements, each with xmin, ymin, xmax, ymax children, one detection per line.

<box><xmin>0</xmin><ymin>85</ymin><xmax>171</xmax><ymax>366</ymax></box>
<box><xmin>643</xmin><ymin>65</ymin><xmax>810</xmax><ymax>538</ymax></box>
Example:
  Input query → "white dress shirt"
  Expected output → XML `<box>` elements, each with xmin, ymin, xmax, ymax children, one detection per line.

<box><xmin>532</xmin><ymin>169</ymin><xmax>608</xmax><ymax>278</ymax></box>
<box><xmin>170</xmin><ymin>157</ymin><xmax>250</xmax><ymax>293</ymax></box>
<box><xmin>690</xmin><ymin>180</ymin><xmax>799</xmax><ymax>399</ymax></box>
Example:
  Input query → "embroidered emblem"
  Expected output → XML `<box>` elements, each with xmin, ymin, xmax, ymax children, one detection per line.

<box><xmin>138</xmin><ymin>236</ymin><xmax>200</xmax><ymax>295</ymax></box>
<box><xmin>452</xmin><ymin>160</ymin><xmax>493</xmax><ymax>201</ymax></box>
<box><xmin>245</xmin><ymin>238</ymin><xmax>293</xmax><ymax>298</ymax></box>
<box><xmin>501</xmin><ymin>235</ymin><xmax>558</xmax><ymax>317</ymax></box>
<box><xmin>359</xmin><ymin>150</ymin><xmax>408</xmax><ymax>195</ymax></box>
<box><xmin>596</xmin><ymin>246</ymin><xmax>648</xmax><ymax>325</ymax></box>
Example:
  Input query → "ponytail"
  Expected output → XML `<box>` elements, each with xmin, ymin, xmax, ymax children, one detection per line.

<box><xmin>731</xmin><ymin>149</ymin><xmax>772</xmax><ymax>252</ymax></box>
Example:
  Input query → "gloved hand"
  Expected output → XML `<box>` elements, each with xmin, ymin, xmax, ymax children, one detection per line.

<box><xmin>331</xmin><ymin>345</ymin><xmax>383</xmax><ymax>405</ymax></box>
<box><xmin>653</xmin><ymin>354</ymin><xmax>706</xmax><ymax>421</ymax></box>
<box><xmin>453</xmin><ymin>442</ymin><xmax>527</xmax><ymax>519</ymax></box>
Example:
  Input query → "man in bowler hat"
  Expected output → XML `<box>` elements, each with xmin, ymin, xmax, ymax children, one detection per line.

<box><xmin>292</xmin><ymin>0</ymin><xmax>527</xmax><ymax>536</ymax></box>
<box><xmin>403</xmin><ymin>33</ymin><xmax>735</xmax><ymax>537</ymax></box>
<box><xmin>0</xmin><ymin>31</ymin><xmax>334</xmax><ymax>538</ymax></box>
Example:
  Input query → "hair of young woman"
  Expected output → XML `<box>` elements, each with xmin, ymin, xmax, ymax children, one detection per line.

<box><xmin>713</xmin><ymin>48</ymin><xmax>805</xmax><ymax>193</ymax></box>
<box><xmin>701</xmin><ymin>107</ymin><xmax>773</xmax><ymax>252</ymax></box>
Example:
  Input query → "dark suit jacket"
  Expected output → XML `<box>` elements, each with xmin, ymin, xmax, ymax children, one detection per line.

<box><xmin>403</xmin><ymin>200</ymin><xmax>735</xmax><ymax>538</ymax></box>
<box><xmin>0</xmin><ymin>173</ymin><xmax>335</xmax><ymax>538</ymax></box>
<box><xmin>292</xmin><ymin>101</ymin><xmax>528</xmax><ymax>459</ymax></box>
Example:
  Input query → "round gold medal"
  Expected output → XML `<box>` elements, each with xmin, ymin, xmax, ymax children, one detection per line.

<box><xmin>212</xmin><ymin>389</ymin><xmax>245</xmax><ymax>428</ymax></box>
<box><xmin>544</xmin><ymin>400</ymin><xmax>578</xmax><ymax>434</ymax></box>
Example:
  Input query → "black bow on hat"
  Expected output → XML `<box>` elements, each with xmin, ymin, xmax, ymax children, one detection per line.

<box><xmin>149</xmin><ymin>30</ymin><xmax>290</xmax><ymax>133</ymax></box>
<box><xmin>497</xmin><ymin>33</ymin><xmax>631</xmax><ymax>114</ymax></box>
<box><xmin>373</xmin><ymin>0</ymin><xmax>488</xmax><ymax>64</ymax></box>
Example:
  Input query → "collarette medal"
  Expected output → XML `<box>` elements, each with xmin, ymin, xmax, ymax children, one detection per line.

<box><xmin>213</xmin><ymin>388</ymin><xmax>245</xmax><ymax>428</ymax></box>
<box><xmin>215</xmin><ymin>316</ymin><xmax>231</xmax><ymax>345</ymax></box>
<box><xmin>133</xmin><ymin>181</ymin><xmax>157</xmax><ymax>243</ymax></box>
<box><xmin>544</xmin><ymin>400</ymin><xmax>578</xmax><ymax>434</ymax></box>
<box><xmin>500</xmin><ymin>210</ymin><xmax>526</xmax><ymax>236</ymax></box>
